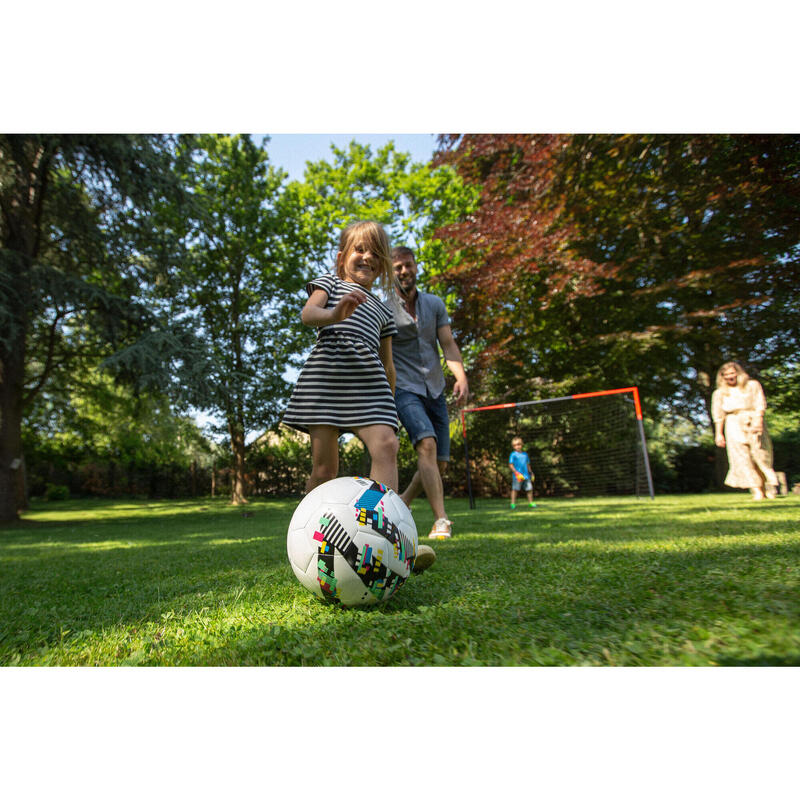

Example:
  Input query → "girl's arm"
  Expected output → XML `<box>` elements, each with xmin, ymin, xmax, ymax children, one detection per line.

<box><xmin>379</xmin><ymin>336</ymin><xmax>396</xmax><ymax>394</ymax></box>
<box><xmin>301</xmin><ymin>288</ymin><xmax>366</xmax><ymax>327</ymax></box>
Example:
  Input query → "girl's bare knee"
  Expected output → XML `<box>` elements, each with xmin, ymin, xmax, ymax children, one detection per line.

<box><xmin>312</xmin><ymin>462</ymin><xmax>338</xmax><ymax>484</ymax></box>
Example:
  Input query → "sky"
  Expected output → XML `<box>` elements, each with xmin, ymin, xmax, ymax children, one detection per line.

<box><xmin>261</xmin><ymin>134</ymin><xmax>439</xmax><ymax>182</ymax></box>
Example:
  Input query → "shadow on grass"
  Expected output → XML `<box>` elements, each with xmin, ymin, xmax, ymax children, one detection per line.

<box><xmin>3</xmin><ymin>495</ymin><xmax>799</xmax><ymax>665</ymax></box>
<box><xmin>715</xmin><ymin>654</ymin><xmax>800</xmax><ymax>666</ymax></box>
<box><xmin>0</xmin><ymin>506</ymin><xmax>463</xmax><ymax>662</ymax></box>
<box><xmin>120</xmin><ymin>535</ymin><xmax>800</xmax><ymax>665</ymax></box>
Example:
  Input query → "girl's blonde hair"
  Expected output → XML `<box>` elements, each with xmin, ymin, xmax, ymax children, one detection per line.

<box><xmin>716</xmin><ymin>361</ymin><xmax>749</xmax><ymax>390</ymax></box>
<box><xmin>335</xmin><ymin>220</ymin><xmax>394</xmax><ymax>294</ymax></box>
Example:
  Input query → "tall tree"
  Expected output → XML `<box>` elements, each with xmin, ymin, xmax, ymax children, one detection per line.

<box><xmin>0</xmin><ymin>134</ymin><xmax>185</xmax><ymax>522</ymax></box>
<box><xmin>293</xmin><ymin>140</ymin><xmax>477</xmax><ymax>295</ymax></box>
<box><xmin>431</xmin><ymin>134</ymin><xmax>800</xmax><ymax>428</ymax></box>
<box><xmin>143</xmin><ymin>134</ymin><xmax>309</xmax><ymax>505</ymax></box>
<box><xmin>429</xmin><ymin>135</ymin><xmax>600</xmax><ymax>400</ymax></box>
<box><xmin>556</xmin><ymin>134</ymin><xmax>800</xmax><ymax>424</ymax></box>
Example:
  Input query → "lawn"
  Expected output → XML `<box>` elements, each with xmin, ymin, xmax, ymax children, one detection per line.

<box><xmin>1</xmin><ymin>493</ymin><xmax>799</xmax><ymax>666</ymax></box>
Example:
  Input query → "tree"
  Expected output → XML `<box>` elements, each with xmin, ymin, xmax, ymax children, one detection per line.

<box><xmin>144</xmin><ymin>134</ymin><xmax>310</xmax><ymax>505</ymax></box>
<box><xmin>556</xmin><ymin>134</ymin><xmax>800</xmax><ymax>425</ymax></box>
<box><xmin>429</xmin><ymin>135</ymin><xmax>605</xmax><ymax>401</ymax></box>
<box><xmin>430</xmin><ymin>134</ymin><xmax>800</xmax><ymax>432</ymax></box>
<box><xmin>23</xmin><ymin>366</ymin><xmax>211</xmax><ymax>498</ymax></box>
<box><xmin>293</xmin><ymin>140</ymin><xmax>477</xmax><ymax>295</ymax></box>
<box><xmin>0</xmin><ymin>134</ymin><xmax>186</xmax><ymax>522</ymax></box>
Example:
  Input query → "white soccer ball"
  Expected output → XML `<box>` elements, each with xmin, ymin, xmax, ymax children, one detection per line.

<box><xmin>287</xmin><ymin>476</ymin><xmax>419</xmax><ymax>607</ymax></box>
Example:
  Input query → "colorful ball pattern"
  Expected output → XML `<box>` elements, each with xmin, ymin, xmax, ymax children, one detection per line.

<box><xmin>286</xmin><ymin>476</ymin><xmax>419</xmax><ymax>607</ymax></box>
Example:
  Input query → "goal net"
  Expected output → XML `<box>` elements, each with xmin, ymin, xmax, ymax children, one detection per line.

<box><xmin>460</xmin><ymin>387</ymin><xmax>654</xmax><ymax>507</ymax></box>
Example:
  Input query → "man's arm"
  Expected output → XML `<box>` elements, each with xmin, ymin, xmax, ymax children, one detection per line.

<box><xmin>437</xmin><ymin>324</ymin><xmax>469</xmax><ymax>405</ymax></box>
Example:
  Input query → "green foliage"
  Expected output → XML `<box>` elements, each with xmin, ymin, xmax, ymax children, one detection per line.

<box><xmin>2</xmin><ymin>494</ymin><xmax>799</xmax><ymax>666</ymax></box>
<box><xmin>135</xmin><ymin>134</ymin><xmax>307</xmax><ymax>426</ymax></box>
<box><xmin>1</xmin><ymin>134</ymin><xmax>190</xmax><ymax>521</ymax></box>
<box><xmin>43</xmin><ymin>483</ymin><xmax>69</xmax><ymax>501</ymax></box>
<box><xmin>23</xmin><ymin>367</ymin><xmax>212</xmax><ymax>498</ymax></box>
<box><xmin>556</xmin><ymin>134</ymin><xmax>800</xmax><ymax>423</ymax></box>
<box><xmin>291</xmin><ymin>140</ymin><xmax>477</xmax><ymax>301</ymax></box>
<box><xmin>430</xmin><ymin>134</ymin><xmax>800</xmax><ymax>434</ymax></box>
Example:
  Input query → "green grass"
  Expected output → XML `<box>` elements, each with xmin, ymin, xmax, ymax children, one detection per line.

<box><xmin>1</xmin><ymin>493</ymin><xmax>799</xmax><ymax>666</ymax></box>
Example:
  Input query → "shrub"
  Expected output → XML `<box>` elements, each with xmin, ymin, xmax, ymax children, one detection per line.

<box><xmin>44</xmin><ymin>483</ymin><xmax>70</xmax><ymax>501</ymax></box>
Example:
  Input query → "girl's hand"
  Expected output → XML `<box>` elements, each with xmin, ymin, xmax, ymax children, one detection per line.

<box><xmin>332</xmin><ymin>290</ymin><xmax>367</xmax><ymax>323</ymax></box>
<box><xmin>751</xmin><ymin>417</ymin><xmax>764</xmax><ymax>435</ymax></box>
<box><xmin>715</xmin><ymin>434</ymin><xmax>726</xmax><ymax>448</ymax></box>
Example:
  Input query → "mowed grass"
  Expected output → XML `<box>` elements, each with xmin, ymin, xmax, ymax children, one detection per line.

<box><xmin>1</xmin><ymin>493</ymin><xmax>799</xmax><ymax>666</ymax></box>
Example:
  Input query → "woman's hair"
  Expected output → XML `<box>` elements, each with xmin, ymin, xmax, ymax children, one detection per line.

<box><xmin>335</xmin><ymin>220</ymin><xmax>394</xmax><ymax>294</ymax></box>
<box><xmin>716</xmin><ymin>361</ymin><xmax>749</xmax><ymax>390</ymax></box>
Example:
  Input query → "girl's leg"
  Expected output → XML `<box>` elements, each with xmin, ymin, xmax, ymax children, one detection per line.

<box><xmin>353</xmin><ymin>424</ymin><xmax>399</xmax><ymax>492</ymax></box>
<box><xmin>307</xmin><ymin>425</ymin><xmax>340</xmax><ymax>492</ymax></box>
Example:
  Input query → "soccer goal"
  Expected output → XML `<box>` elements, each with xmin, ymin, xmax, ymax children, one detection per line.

<box><xmin>460</xmin><ymin>386</ymin><xmax>655</xmax><ymax>508</ymax></box>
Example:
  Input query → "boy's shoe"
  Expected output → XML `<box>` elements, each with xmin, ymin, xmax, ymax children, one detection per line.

<box><xmin>429</xmin><ymin>518</ymin><xmax>453</xmax><ymax>539</ymax></box>
<box><xmin>510</xmin><ymin>503</ymin><xmax>517</xmax><ymax>510</ymax></box>
<box><xmin>528</xmin><ymin>502</ymin><xmax>537</xmax><ymax>508</ymax></box>
<box><xmin>412</xmin><ymin>544</ymin><xmax>436</xmax><ymax>574</ymax></box>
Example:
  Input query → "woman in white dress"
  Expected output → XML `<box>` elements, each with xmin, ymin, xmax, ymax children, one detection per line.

<box><xmin>711</xmin><ymin>361</ymin><xmax>778</xmax><ymax>500</ymax></box>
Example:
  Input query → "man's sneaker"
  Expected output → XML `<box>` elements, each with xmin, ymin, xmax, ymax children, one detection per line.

<box><xmin>429</xmin><ymin>518</ymin><xmax>452</xmax><ymax>539</ymax></box>
<box><xmin>412</xmin><ymin>544</ymin><xmax>436</xmax><ymax>575</ymax></box>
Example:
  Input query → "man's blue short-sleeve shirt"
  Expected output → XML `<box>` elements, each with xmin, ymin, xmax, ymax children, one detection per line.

<box><xmin>390</xmin><ymin>290</ymin><xmax>450</xmax><ymax>398</ymax></box>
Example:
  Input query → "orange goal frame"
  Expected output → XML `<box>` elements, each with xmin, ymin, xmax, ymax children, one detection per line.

<box><xmin>460</xmin><ymin>386</ymin><xmax>655</xmax><ymax>508</ymax></box>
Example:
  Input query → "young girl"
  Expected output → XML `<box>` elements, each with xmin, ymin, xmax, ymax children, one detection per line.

<box><xmin>283</xmin><ymin>220</ymin><xmax>401</xmax><ymax>492</ymax></box>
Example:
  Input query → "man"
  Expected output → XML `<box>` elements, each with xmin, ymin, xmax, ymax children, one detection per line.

<box><xmin>390</xmin><ymin>246</ymin><xmax>469</xmax><ymax>539</ymax></box>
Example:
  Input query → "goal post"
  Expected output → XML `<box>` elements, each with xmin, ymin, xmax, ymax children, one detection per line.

<box><xmin>460</xmin><ymin>386</ymin><xmax>655</xmax><ymax>509</ymax></box>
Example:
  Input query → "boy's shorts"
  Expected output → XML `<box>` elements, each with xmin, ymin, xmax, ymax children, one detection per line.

<box><xmin>395</xmin><ymin>387</ymin><xmax>451</xmax><ymax>462</ymax></box>
<box><xmin>512</xmin><ymin>477</ymin><xmax>533</xmax><ymax>492</ymax></box>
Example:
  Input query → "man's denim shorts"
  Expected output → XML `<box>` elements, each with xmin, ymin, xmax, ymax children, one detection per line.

<box><xmin>395</xmin><ymin>387</ymin><xmax>451</xmax><ymax>462</ymax></box>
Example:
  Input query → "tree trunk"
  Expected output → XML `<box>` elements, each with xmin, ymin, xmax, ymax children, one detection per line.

<box><xmin>1</xmin><ymin>138</ymin><xmax>52</xmax><ymax>521</ymax></box>
<box><xmin>0</xmin><ymin>340</ymin><xmax>27</xmax><ymax>522</ymax></box>
<box><xmin>229</xmin><ymin>421</ymin><xmax>248</xmax><ymax>505</ymax></box>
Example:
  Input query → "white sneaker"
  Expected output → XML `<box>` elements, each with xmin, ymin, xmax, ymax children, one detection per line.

<box><xmin>429</xmin><ymin>518</ymin><xmax>452</xmax><ymax>539</ymax></box>
<box><xmin>412</xmin><ymin>544</ymin><xmax>436</xmax><ymax>574</ymax></box>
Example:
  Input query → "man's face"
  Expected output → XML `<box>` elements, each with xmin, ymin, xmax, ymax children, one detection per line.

<box><xmin>393</xmin><ymin>253</ymin><xmax>418</xmax><ymax>295</ymax></box>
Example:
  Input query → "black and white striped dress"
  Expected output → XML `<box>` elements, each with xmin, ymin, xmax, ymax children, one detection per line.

<box><xmin>282</xmin><ymin>274</ymin><xmax>399</xmax><ymax>434</ymax></box>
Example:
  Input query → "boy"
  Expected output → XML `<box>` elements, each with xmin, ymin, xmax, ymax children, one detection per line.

<box><xmin>509</xmin><ymin>436</ymin><xmax>537</xmax><ymax>509</ymax></box>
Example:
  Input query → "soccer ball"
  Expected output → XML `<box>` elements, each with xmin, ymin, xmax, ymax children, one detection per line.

<box><xmin>287</xmin><ymin>476</ymin><xmax>419</xmax><ymax>607</ymax></box>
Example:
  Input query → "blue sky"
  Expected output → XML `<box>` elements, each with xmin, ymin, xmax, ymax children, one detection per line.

<box><xmin>260</xmin><ymin>134</ymin><xmax>439</xmax><ymax>181</ymax></box>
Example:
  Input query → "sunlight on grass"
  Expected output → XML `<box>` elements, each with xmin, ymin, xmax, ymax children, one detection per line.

<box><xmin>2</xmin><ymin>493</ymin><xmax>799</xmax><ymax>666</ymax></box>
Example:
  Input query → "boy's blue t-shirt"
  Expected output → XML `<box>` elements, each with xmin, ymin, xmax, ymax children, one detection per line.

<box><xmin>509</xmin><ymin>450</ymin><xmax>531</xmax><ymax>480</ymax></box>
